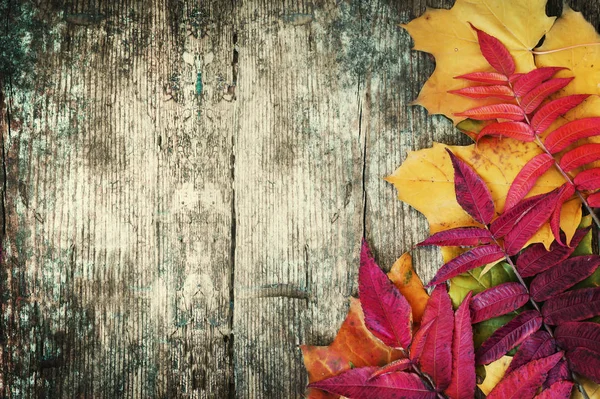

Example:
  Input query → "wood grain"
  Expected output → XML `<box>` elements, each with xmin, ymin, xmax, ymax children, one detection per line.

<box><xmin>0</xmin><ymin>0</ymin><xmax>597</xmax><ymax>398</ymax></box>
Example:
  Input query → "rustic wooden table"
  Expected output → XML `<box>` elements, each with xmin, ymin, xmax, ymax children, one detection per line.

<box><xmin>1</xmin><ymin>0</ymin><xmax>598</xmax><ymax>397</ymax></box>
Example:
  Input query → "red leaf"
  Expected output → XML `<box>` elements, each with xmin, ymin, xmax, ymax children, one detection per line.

<box><xmin>536</xmin><ymin>381</ymin><xmax>574</xmax><ymax>399</ymax></box>
<box><xmin>455</xmin><ymin>103</ymin><xmax>524</xmax><ymax>121</ymax></box>
<box><xmin>470</xmin><ymin>282</ymin><xmax>529</xmax><ymax>323</ymax></box>
<box><xmin>368</xmin><ymin>359</ymin><xmax>413</xmax><ymax>380</ymax></box>
<box><xmin>545</xmin><ymin>117</ymin><xmax>600</xmax><ymax>154</ymax></box>
<box><xmin>409</xmin><ymin>319</ymin><xmax>435</xmax><ymax>363</ymax></box>
<box><xmin>477</xmin><ymin>121</ymin><xmax>535</xmax><ymax>142</ymax></box>
<box><xmin>566</xmin><ymin>348</ymin><xmax>600</xmax><ymax>384</ymax></box>
<box><xmin>491</xmin><ymin>192</ymin><xmax>548</xmax><ymax>237</ymax></box>
<box><xmin>504</xmin><ymin>154</ymin><xmax>555</xmax><ymax>211</ymax></box>
<box><xmin>418</xmin><ymin>227</ymin><xmax>493</xmax><ymax>247</ymax></box>
<box><xmin>530</xmin><ymin>256</ymin><xmax>600</xmax><ymax>302</ymax></box>
<box><xmin>506</xmin><ymin>331</ymin><xmax>555</xmax><ymax>374</ymax></box>
<box><xmin>503</xmin><ymin>191</ymin><xmax>561</xmax><ymax>255</ymax></box>
<box><xmin>486</xmin><ymin>352</ymin><xmax>562</xmax><ymax>399</ymax></box>
<box><xmin>520</xmin><ymin>78</ymin><xmax>574</xmax><ymax>114</ymax></box>
<box><xmin>510</xmin><ymin>73</ymin><xmax>524</xmax><ymax>84</ymax></box>
<box><xmin>559</xmin><ymin>144</ymin><xmax>600</xmax><ymax>172</ymax></box>
<box><xmin>427</xmin><ymin>245</ymin><xmax>505</xmax><ymax>287</ymax></box>
<box><xmin>542</xmin><ymin>287</ymin><xmax>600</xmax><ymax>325</ymax></box>
<box><xmin>470</xmin><ymin>24</ymin><xmax>515</xmax><ymax>76</ymax></box>
<box><xmin>550</xmin><ymin>184</ymin><xmax>575</xmax><ymax>246</ymax></box>
<box><xmin>447</xmin><ymin>150</ymin><xmax>495</xmax><ymax>225</ymax></box>
<box><xmin>449</xmin><ymin>85</ymin><xmax>514</xmax><ymax>100</ymax></box>
<box><xmin>531</xmin><ymin>95</ymin><xmax>590</xmax><ymax>134</ymax></box>
<box><xmin>555</xmin><ymin>321</ymin><xmax>600</xmax><ymax>354</ymax></box>
<box><xmin>359</xmin><ymin>241</ymin><xmax>412</xmax><ymax>348</ymax></box>
<box><xmin>588</xmin><ymin>192</ymin><xmax>600</xmax><ymax>207</ymax></box>
<box><xmin>308</xmin><ymin>367</ymin><xmax>437</xmax><ymax>399</ymax></box>
<box><xmin>512</xmin><ymin>67</ymin><xmax>567</xmax><ymax>97</ymax></box>
<box><xmin>574</xmin><ymin>167</ymin><xmax>600</xmax><ymax>191</ymax></box>
<box><xmin>419</xmin><ymin>285</ymin><xmax>454</xmax><ymax>391</ymax></box>
<box><xmin>544</xmin><ymin>359</ymin><xmax>571</xmax><ymax>389</ymax></box>
<box><xmin>445</xmin><ymin>292</ymin><xmax>475</xmax><ymax>399</ymax></box>
<box><xmin>516</xmin><ymin>227</ymin><xmax>590</xmax><ymax>277</ymax></box>
<box><xmin>455</xmin><ymin>72</ymin><xmax>508</xmax><ymax>85</ymax></box>
<box><xmin>476</xmin><ymin>310</ymin><xmax>543</xmax><ymax>365</ymax></box>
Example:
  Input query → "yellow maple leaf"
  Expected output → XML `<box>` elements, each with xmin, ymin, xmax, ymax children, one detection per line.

<box><xmin>402</xmin><ymin>0</ymin><xmax>555</xmax><ymax>124</ymax></box>
<box><xmin>572</xmin><ymin>378</ymin><xmax>600</xmax><ymax>399</ymax></box>
<box><xmin>477</xmin><ymin>355</ymin><xmax>512</xmax><ymax>395</ymax></box>
<box><xmin>535</xmin><ymin>5</ymin><xmax>600</xmax><ymax>98</ymax></box>
<box><xmin>385</xmin><ymin>138</ymin><xmax>582</xmax><ymax>251</ymax></box>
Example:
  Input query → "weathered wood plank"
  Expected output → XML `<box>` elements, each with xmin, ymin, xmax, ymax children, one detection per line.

<box><xmin>1</xmin><ymin>0</ymin><xmax>599</xmax><ymax>398</ymax></box>
<box><xmin>1</xmin><ymin>0</ymin><xmax>236</xmax><ymax>397</ymax></box>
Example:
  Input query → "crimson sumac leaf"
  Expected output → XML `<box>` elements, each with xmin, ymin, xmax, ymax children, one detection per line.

<box><xmin>486</xmin><ymin>352</ymin><xmax>562</xmax><ymax>399</ymax></box>
<box><xmin>504</xmin><ymin>153</ymin><xmax>555</xmax><ymax>211</ymax></box>
<box><xmin>531</xmin><ymin>94</ymin><xmax>589</xmax><ymax>134</ymax></box>
<box><xmin>544</xmin><ymin>117</ymin><xmax>600</xmax><ymax>154</ymax></box>
<box><xmin>308</xmin><ymin>367</ymin><xmax>437</xmax><ymax>399</ymax></box>
<box><xmin>359</xmin><ymin>241</ymin><xmax>412</xmax><ymax>348</ymax></box>
<box><xmin>530</xmin><ymin>256</ymin><xmax>600</xmax><ymax>302</ymax></box>
<box><xmin>368</xmin><ymin>358</ymin><xmax>413</xmax><ymax>380</ymax></box>
<box><xmin>449</xmin><ymin>85</ymin><xmax>514</xmax><ymax>100</ymax></box>
<box><xmin>549</xmin><ymin>184</ymin><xmax>575</xmax><ymax>246</ymax></box>
<box><xmin>512</xmin><ymin>67</ymin><xmax>566</xmax><ymax>97</ymax></box>
<box><xmin>559</xmin><ymin>143</ymin><xmax>600</xmax><ymax>172</ymax></box>
<box><xmin>536</xmin><ymin>380</ymin><xmax>574</xmax><ymax>399</ymax></box>
<box><xmin>566</xmin><ymin>348</ymin><xmax>600</xmax><ymax>384</ymax></box>
<box><xmin>520</xmin><ymin>78</ymin><xmax>573</xmax><ymax>114</ymax></box>
<box><xmin>588</xmin><ymin>192</ymin><xmax>600</xmax><ymax>207</ymax></box>
<box><xmin>445</xmin><ymin>292</ymin><xmax>475</xmax><ymax>399</ymax></box>
<box><xmin>542</xmin><ymin>287</ymin><xmax>600</xmax><ymax>325</ymax></box>
<box><xmin>455</xmin><ymin>72</ymin><xmax>508</xmax><ymax>85</ymax></box>
<box><xmin>470</xmin><ymin>282</ymin><xmax>529</xmax><ymax>324</ymax></box>
<box><xmin>447</xmin><ymin>150</ymin><xmax>495</xmax><ymax>225</ymax></box>
<box><xmin>470</xmin><ymin>23</ymin><xmax>515</xmax><ymax>76</ymax></box>
<box><xmin>555</xmin><ymin>321</ymin><xmax>600</xmax><ymax>354</ymax></box>
<box><xmin>419</xmin><ymin>285</ymin><xmax>454</xmax><ymax>391</ymax></box>
<box><xmin>477</xmin><ymin>121</ymin><xmax>535</xmax><ymax>143</ymax></box>
<box><xmin>476</xmin><ymin>310</ymin><xmax>543</xmax><ymax>365</ymax></box>
<box><xmin>544</xmin><ymin>359</ymin><xmax>571</xmax><ymax>389</ymax></box>
<box><xmin>418</xmin><ymin>227</ymin><xmax>493</xmax><ymax>247</ymax></box>
<box><xmin>410</xmin><ymin>319</ymin><xmax>435</xmax><ymax>363</ymax></box>
<box><xmin>505</xmin><ymin>331</ymin><xmax>555</xmax><ymax>374</ymax></box>
<box><xmin>455</xmin><ymin>103</ymin><xmax>524</xmax><ymax>121</ymax></box>
<box><xmin>427</xmin><ymin>245</ymin><xmax>505</xmax><ymax>287</ymax></box>
<box><xmin>574</xmin><ymin>167</ymin><xmax>600</xmax><ymax>191</ymax></box>
<box><xmin>516</xmin><ymin>227</ymin><xmax>590</xmax><ymax>277</ymax></box>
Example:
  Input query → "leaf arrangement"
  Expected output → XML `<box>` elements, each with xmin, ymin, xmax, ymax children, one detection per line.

<box><xmin>303</xmin><ymin>2</ymin><xmax>600</xmax><ymax>398</ymax></box>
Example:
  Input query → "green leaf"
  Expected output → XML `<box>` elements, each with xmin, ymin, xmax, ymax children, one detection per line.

<box><xmin>473</xmin><ymin>313</ymin><xmax>517</xmax><ymax>349</ymax></box>
<box><xmin>449</xmin><ymin>262</ymin><xmax>517</xmax><ymax>308</ymax></box>
<box><xmin>572</xmin><ymin>215</ymin><xmax>598</xmax><ymax>289</ymax></box>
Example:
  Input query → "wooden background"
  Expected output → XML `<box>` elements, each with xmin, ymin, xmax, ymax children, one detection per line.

<box><xmin>0</xmin><ymin>0</ymin><xmax>598</xmax><ymax>397</ymax></box>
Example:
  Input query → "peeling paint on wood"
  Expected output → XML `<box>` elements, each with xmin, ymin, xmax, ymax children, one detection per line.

<box><xmin>0</xmin><ymin>0</ymin><xmax>597</xmax><ymax>398</ymax></box>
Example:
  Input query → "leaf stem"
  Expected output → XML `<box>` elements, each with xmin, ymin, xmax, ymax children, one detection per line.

<box><xmin>531</xmin><ymin>42</ymin><xmax>600</xmax><ymax>55</ymax></box>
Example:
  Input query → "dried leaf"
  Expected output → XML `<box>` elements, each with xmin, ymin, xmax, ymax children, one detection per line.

<box><xmin>477</xmin><ymin>121</ymin><xmax>535</xmax><ymax>143</ymax></box>
<box><xmin>555</xmin><ymin>322</ymin><xmax>600</xmax><ymax>354</ymax></box>
<box><xmin>470</xmin><ymin>282</ymin><xmax>529</xmax><ymax>323</ymax></box>
<box><xmin>504</xmin><ymin>154</ymin><xmax>555</xmax><ymax>211</ymax></box>
<box><xmin>450</xmin><ymin>85</ymin><xmax>514</xmax><ymax>100</ymax></box>
<box><xmin>476</xmin><ymin>310</ymin><xmax>543</xmax><ymax>365</ymax></box>
<box><xmin>428</xmin><ymin>245</ymin><xmax>505</xmax><ymax>287</ymax></box>
<box><xmin>470</xmin><ymin>23</ymin><xmax>515</xmax><ymax>77</ymax></box>
<box><xmin>566</xmin><ymin>348</ymin><xmax>600</xmax><ymax>385</ymax></box>
<box><xmin>544</xmin><ymin>118</ymin><xmax>600</xmax><ymax>154</ymax></box>
<box><xmin>456</xmin><ymin>72</ymin><xmax>508</xmax><ymax>85</ymax></box>
<box><xmin>409</xmin><ymin>319</ymin><xmax>435</xmax><ymax>363</ymax></box>
<box><xmin>531</xmin><ymin>95</ymin><xmax>589</xmax><ymax>134</ymax></box>
<box><xmin>559</xmin><ymin>144</ymin><xmax>600</xmax><ymax>172</ymax></box>
<box><xmin>456</xmin><ymin>103</ymin><xmax>524</xmax><ymax>121</ymax></box>
<box><xmin>520</xmin><ymin>78</ymin><xmax>574</xmax><ymax>114</ymax></box>
<box><xmin>368</xmin><ymin>359</ymin><xmax>413</xmax><ymax>380</ymax></box>
<box><xmin>387</xmin><ymin>253</ymin><xmax>429</xmax><ymax>324</ymax></box>
<box><xmin>530</xmin><ymin>256</ymin><xmax>600</xmax><ymax>301</ymax></box>
<box><xmin>359</xmin><ymin>242</ymin><xmax>412</xmax><ymax>349</ymax></box>
<box><xmin>574</xmin><ymin>168</ymin><xmax>600</xmax><ymax>191</ymax></box>
<box><xmin>506</xmin><ymin>331</ymin><xmax>555</xmax><ymax>374</ymax></box>
<box><xmin>478</xmin><ymin>356</ymin><xmax>513</xmax><ymax>395</ymax></box>
<box><xmin>418</xmin><ymin>227</ymin><xmax>493</xmax><ymax>248</ymax></box>
<box><xmin>513</xmin><ymin>67</ymin><xmax>566</xmax><ymax>97</ymax></box>
<box><xmin>535</xmin><ymin>381</ymin><xmax>574</xmax><ymax>399</ymax></box>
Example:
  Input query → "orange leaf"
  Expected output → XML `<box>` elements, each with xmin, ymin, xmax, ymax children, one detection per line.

<box><xmin>301</xmin><ymin>298</ymin><xmax>404</xmax><ymax>399</ymax></box>
<box><xmin>387</xmin><ymin>253</ymin><xmax>430</xmax><ymax>323</ymax></box>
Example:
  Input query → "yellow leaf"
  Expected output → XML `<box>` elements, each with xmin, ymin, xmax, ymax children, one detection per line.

<box><xmin>387</xmin><ymin>253</ymin><xmax>429</xmax><ymax>323</ymax></box>
<box><xmin>385</xmin><ymin>138</ymin><xmax>582</xmax><ymax>250</ymax></box>
<box><xmin>402</xmin><ymin>0</ymin><xmax>555</xmax><ymax>124</ymax></box>
<box><xmin>572</xmin><ymin>378</ymin><xmax>600</xmax><ymax>399</ymax></box>
<box><xmin>535</xmin><ymin>5</ymin><xmax>600</xmax><ymax>98</ymax></box>
<box><xmin>478</xmin><ymin>355</ymin><xmax>512</xmax><ymax>395</ymax></box>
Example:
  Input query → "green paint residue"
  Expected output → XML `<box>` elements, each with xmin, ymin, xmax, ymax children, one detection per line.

<box><xmin>196</xmin><ymin>72</ymin><xmax>203</xmax><ymax>96</ymax></box>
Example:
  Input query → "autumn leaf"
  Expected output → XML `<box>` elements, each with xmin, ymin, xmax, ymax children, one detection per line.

<box><xmin>477</xmin><ymin>356</ymin><xmax>512</xmax><ymax>395</ymax></box>
<box><xmin>402</xmin><ymin>0</ymin><xmax>554</xmax><ymax>123</ymax></box>
<box><xmin>385</xmin><ymin>140</ymin><xmax>582</xmax><ymax>250</ymax></box>
<box><xmin>387</xmin><ymin>253</ymin><xmax>429</xmax><ymax>324</ymax></box>
<box><xmin>301</xmin><ymin>298</ymin><xmax>403</xmax><ymax>399</ymax></box>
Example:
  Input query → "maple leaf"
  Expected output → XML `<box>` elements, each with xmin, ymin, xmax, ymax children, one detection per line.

<box><xmin>385</xmin><ymin>140</ymin><xmax>582</xmax><ymax>250</ymax></box>
<box><xmin>402</xmin><ymin>0</ymin><xmax>554</xmax><ymax>124</ymax></box>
